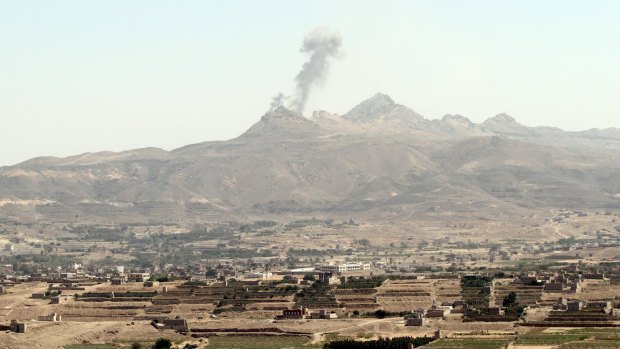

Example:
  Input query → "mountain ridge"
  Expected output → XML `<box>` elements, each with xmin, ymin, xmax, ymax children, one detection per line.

<box><xmin>1</xmin><ymin>93</ymin><xmax>619</xmax><ymax>221</ymax></box>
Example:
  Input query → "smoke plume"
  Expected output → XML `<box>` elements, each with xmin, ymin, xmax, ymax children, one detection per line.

<box><xmin>270</xmin><ymin>28</ymin><xmax>342</xmax><ymax>113</ymax></box>
<box><xmin>270</xmin><ymin>92</ymin><xmax>287</xmax><ymax>110</ymax></box>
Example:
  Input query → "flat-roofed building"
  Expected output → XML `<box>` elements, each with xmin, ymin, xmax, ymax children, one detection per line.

<box><xmin>276</xmin><ymin>307</ymin><xmax>308</xmax><ymax>320</ymax></box>
<box><xmin>319</xmin><ymin>262</ymin><xmax>371</xmax><ymax>273</ymax></box>
<box><xmin>127</xmin><ymin>273</ymin><xmax>150</xmax><ymax>282</ymax></box>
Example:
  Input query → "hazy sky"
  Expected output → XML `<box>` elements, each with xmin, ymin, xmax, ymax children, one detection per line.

<box><xmin>1</xmin><ymin>1</ymin><xmax>619</xmax><ymax>166</ymax></box>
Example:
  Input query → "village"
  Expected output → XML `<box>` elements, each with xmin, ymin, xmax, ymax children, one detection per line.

<box><xmin>0</xmin><ymin>209</ymin><xmax>620</xmax><ymax>348</ymax></box>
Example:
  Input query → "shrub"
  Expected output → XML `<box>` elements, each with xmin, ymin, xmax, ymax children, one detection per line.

<box><xmin>153</xmin><ymin>338</ymin><xmax>172</xmax><ymax>349</ymax></box>
<box><xmin>323</xmin><ymin>336</ymin><xmax>434</xmax><ymax>348</ymax></box>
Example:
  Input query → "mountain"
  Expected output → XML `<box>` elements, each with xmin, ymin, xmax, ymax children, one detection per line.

<box><xmin>1</xmin><ymin>93</ymin><xmax>619</xmax><ymax>222</ymax></box>
<box><xmin>480</xmin><ymin>113</ymin><xmax>620</xmax><ymax>149</ymax></box>
<box><xmin>343</xmin><ymin>93</ymin><xmax>428</xmax><ymax>131</ymax></box>
<box><xmin>241</xmin><ymin>106</ymin><xmax>322</xmax><ymax>139</ymax></box>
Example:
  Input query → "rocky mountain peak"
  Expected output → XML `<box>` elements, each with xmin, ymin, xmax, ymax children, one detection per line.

<box><xmin>242</xmin><ymin>106</ymin><xmax>321</xmax><ymax>139</ymax></box>
<box><xmin>484</xmin><ymin>113</ymin><xmax>517</xmax><ymax>125</ymax></box>
<box><xmin>261</xmin><ymin>106</ymin><xmax>304</xmax><ymax>121</ymax></box>
<box><xmin>442</xmin><ymin>114</ymin><xmax>473</xmax><ymax>125</ymax></box>
<box><xmin>368</xmin><ymin>92</ymin><xmax>395</xmax><ymax>105</ymax></box>
<box><xmin>480</xmin><ymin>113</ymin><xmax>533</xmax><ymax>137</ymax></box>
<box><xmin>343</xmin><ymin>93</ymin><xmax>398</xmax><ymax>121</ymax></box>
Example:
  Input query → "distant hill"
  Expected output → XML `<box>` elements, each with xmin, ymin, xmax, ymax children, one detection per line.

<box><xmin>1</xmin><ymin>93</ymin><xmax>619</xmax><ymax>222</ymax></box>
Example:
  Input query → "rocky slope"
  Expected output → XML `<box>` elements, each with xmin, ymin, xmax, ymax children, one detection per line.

<box><xmin>1</xmin><ymin>94</ymin><xmax>619</xmax><ymax>221</ymax></box>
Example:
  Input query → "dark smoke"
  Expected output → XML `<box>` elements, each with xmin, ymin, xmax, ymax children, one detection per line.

<box><xmin>270</xmin><ymin>28</ymin><xmax>342</xmax><ymax>113</ymax></box>
<box><xmin>270</xmin><ymin>92</ymin><xmax>287</xmax><ymax>110</ymax></box>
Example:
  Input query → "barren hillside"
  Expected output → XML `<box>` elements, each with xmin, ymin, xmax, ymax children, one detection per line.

<box><xmin>1</xmin><ymin>94</ymin><xmax>619</xmax><ymax>221</ymax></box>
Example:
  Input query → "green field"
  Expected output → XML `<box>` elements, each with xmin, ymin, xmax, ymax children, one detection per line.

<box><xmin>425</xmin><ymin>338</ymin><xmax>509</xmax><ymax>348</ymax></box>
<box><xmin>65</xmin><ymin>345</ymin><xmax>118</xmax><ymax>349</ymax></box>
<box><xmin>206</xmin><ymin>335</ymin><xmax>317</xmax><ymax>349</ymax></box>
<box><xmin>515</xmin><ymin>332</ymin><xmax>589</xmax><ymax>345</ymax></box>
<box><xmin>559</xmin><ymin>343</ymin><xmax>620</xmax><ymax>349</ymax></box>
<box><xmin>515</xmin><ymin>328</ymin><xmax>620</xmax><ymax>348</ymax></box>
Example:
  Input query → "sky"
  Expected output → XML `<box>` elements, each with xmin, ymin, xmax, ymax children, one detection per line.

<box><xmin>1</xmin><ymin>1</ymin><xmax>619</xmax><ymax>166</ymax></box>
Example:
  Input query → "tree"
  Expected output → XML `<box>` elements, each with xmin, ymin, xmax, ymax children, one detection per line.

<box><xmin>152</xmin><ymin>338</ymin><xmax>172</xmax><ymax>349</ymax></box>
<box><xmin>303</xmin><ymin>274</ymin><xmax>316</xmax><ymax>281</ymax></box>
<box><xmin>502</xmin><ymin>291</ymin><xmax>517</xmax><ymax>307</ymax></box>
<box><xmin>502</xmin><ymin>291</ymin><xmax>526</xmax><ymax>317</ymax></box>
<box><xmin>155</xmin><ymin>275</ymin><xmax>170</xmax><ymax>282</ymax></box>
<box><xmin>505</xmin><ymin>304</ymin><xmax>527</xmax><ymax>317</ymax></box>
<box><xmin>131</xmin><ymin>342</ymin><xmax>142</xmax><ymax>349</ymax></box>
<box><xmin>323</xmin><ymin>336</ymin><xmax>434</xmax><ymax>349</ymax></box>
<box><xmin>374</xmin><ymin>309</ymin><xmax>388</xmax><ymax>319</ymax></box>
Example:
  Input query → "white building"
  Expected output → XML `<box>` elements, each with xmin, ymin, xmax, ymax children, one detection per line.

<box><xmin>244</xmin><ymin>271</ymin><xmax>273</xmax><ymax>279</ymax></box>
<box><xmin>319</xmin><ymin>262</ymin><xmax>371</xmax><ymax>273</ymax></box>
<box><xmin>49</xmin><ymin>272</ymin><xmax>77</xmax><ymax>279</ymax></box>
<box><xmin>70</xmin><ymin>263</ymin><xmax>81</xmax><ymax>269</ymax></box>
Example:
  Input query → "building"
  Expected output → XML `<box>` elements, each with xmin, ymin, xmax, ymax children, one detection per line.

<box><xmin>48</xmin><ymin>272</ymin><xmax>77</xmax><ymax>280</ymax></box>
<box><xmin>567</xmin><ymin>300</ymin><xmax>583</xmax><ymax>312</ymax></box>
<box><xmin>70</xmin><ymin>263</ymin><xmax>82</xmax><ymax>270</ymax></box>
<box><xmin>553</xmin><ymin>297</ymin><xmax>568</xmax><ymax>310</ymax></box>
<box><xmin>544</xmin><ymin>282</ymin><xmax>564</xmax><ymax>292</ymax></box>
<box><xmin>479</xmin><ymin>307</ymin><xmax>503</xmax><ymax>316</ymax></box>
<box><xmin>426</xmin><ymin>309</ymin><xmax>448</xmax><ymax>318</ymax></box>
<box><xmin>319</xmin><ymin>262</ymin><xmax>371</xmax><ymax>273</ymax></box>
<box><xmin>38</xmin><ymin>313</ymin><xmax>61</xmax><ymax>322</ymax></box>
<box><xmin>127</xmin><ymin>273</ymin><xmax>150</xmax><ymax>282</ymax></box>
<box><xmin>4</xmin><ymin>244</ymin><xmax>14</xmax><ymax>252</ymax></box>
<box><xmin>465</xmin><ymin>306</ymin><xmax>504</xmax><ymax>318</ymax></box>
<box><xmin>276</xmin><ymin>307</ymin><xmax>308</xmax><ymax>320</ymax></box>
<box><xmin>244</xmin><ymin>271</ymin><xmax>273</xmax><ymax>279</ymax></box>
<box><xmin>144</xmin><ymin>280</ymin><xmax>159</xmax><ymax>287</ymax></box>
<box><xmin>318</xmin><ymin>272</ymin><xmax>338</xmax><ymax>284</ymax></box>
<box><xmin>151</xmin><ymin>317</ymin><xmax>189</xmax><ymax>331</ymax></box>
<box><xmin>586</xmin><ymin>301</ymin><xmax>612</xmax><ymax>314</ymax></box>
<box><xmin>163</xmin><ymin>318</ymin><xmax>188</xmax><ymax>331</ymax></box>
<box><xmin>308</xmin><ymin>309</ymin><xmax>338</xmax><ymax>319</ymax></box>
<box><xmin>284</xmin><ymin>267</ymin><xmax>316</xmax><ymax>275</ymax></box>
<box><xmin>405</xmin><ymin>311</ymin><xmax>425</xmax><ymax>326</ymax></box>
<box><xmin>583</xmin><ymin>273</ymin><xmax>606</xmax><ymax>280</ymax></box>
<box><xmin>10</xmin><ymin>320</ymin><xmax>26</xmax><ymax>333</ymax></box>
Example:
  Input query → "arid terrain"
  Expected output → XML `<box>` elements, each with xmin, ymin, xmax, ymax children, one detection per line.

<box><xmin>1</xmin><ymin>97</ymin><xmax>620</xmax><ymax>348</ymax></box>
<box><xmin>1</xmin><ymin>94</ymin><xmax>619</xmax><ymax>224</ymax></box>
<box><xmin>1</xmin><ymin>207</ymin><xmax>620</xmax><ymax>348</ymax></box>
